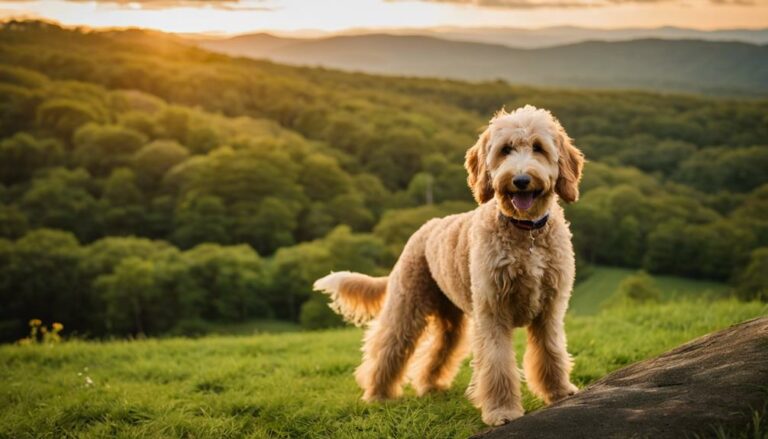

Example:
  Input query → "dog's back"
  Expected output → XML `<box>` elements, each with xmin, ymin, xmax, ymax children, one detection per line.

<box><xmin>314</xmin><ymin>206</ymin><xmax>480</xmax><ymax>325</ymax></box>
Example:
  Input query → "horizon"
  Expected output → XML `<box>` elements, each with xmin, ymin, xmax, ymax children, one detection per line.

<box><xmin>0</xmin><ymin>0</ymin><xmax>767</xmax><ymax>36</ymax></box>
<box><xmin>2</xmin><ymin>17</ymin><xmax>768</xmax><ymax>39</ymax></box>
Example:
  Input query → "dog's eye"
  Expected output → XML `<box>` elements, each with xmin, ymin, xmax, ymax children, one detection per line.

<box><xmin>501</xmin><ymin>145</ymin><xmax>512</xmax><ymax>155</ymax></box>
<box><xmin>532</xmin><ymin>141</ymin><xmax>544</xmax><ymax>153</ymax></box>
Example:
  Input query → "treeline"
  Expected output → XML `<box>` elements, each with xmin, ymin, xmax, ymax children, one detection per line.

<box><xmin>0</xmin><ymin>226</ymin><xmax>388</xmax><ymax>340</ymax></box>
<box><xmin>0</xmin><ymin>21</ymin><xmax>766</xmax><ymax>339</ymax></box>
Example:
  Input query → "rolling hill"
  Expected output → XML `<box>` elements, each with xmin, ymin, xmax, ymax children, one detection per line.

<box><xmin>196</xmin><ymin>34</ymin><xmax>768</xmax><ymax>95</ymax></box>
<box><xmin>570</xmin><ymin>267</ymin><xmax>729</xmax><ymax>315</ymax></box>
<box><xmin>330</xmin><ymin>25</ymin><xmax>768</xmax><ymax>49</ymax></box>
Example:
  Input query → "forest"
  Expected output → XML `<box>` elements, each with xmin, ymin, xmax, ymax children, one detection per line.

<box><xmin>0</xmin><ymin>20</ymin><xmax>766</xmax><ymax>341</ymax></box>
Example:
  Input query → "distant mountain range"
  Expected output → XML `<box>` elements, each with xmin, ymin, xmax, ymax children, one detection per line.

<box><xmin>194</xmin><ymin>33</ymin><xmax>768</xmax><ymax>95</ymax></box>
<box><xmin>310</xmin><ymin>25</ymin><xmax>768</xmax><ymax>49</ymax></box>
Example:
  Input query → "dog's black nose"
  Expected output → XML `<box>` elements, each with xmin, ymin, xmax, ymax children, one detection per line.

<box><xmin>513</xmin><ymin>175</ymin><xmax>531</xmax><ymax>189</ymax></box>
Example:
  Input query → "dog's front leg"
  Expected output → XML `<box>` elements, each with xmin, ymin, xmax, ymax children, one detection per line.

<box><xmin>523</xmin><ymin>294</ymin><xmax>578</xmax><ymax>404</ymax></box>
<box><xmin>466</xmin><ymin>294</ymin><xmax>524</xmax><ymax>426</ymax></box>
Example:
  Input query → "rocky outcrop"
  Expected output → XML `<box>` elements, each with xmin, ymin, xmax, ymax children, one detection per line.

<box><xmin>473</xmin><ymin>317</ymin><xmax>768</xmax><ymax>439</ymax></box>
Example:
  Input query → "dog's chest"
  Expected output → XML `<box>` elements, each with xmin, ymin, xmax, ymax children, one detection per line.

<box><xmin>489</xmin><ymin>233</ymin><xmax>550</xmax><ymax>325</ymax></box>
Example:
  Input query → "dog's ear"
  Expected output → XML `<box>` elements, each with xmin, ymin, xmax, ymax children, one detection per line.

<box><xmin>465</xmin><ymin>128</ymin><xmax>494</xmax><ymax>204</ymax></box>
<box><xmin>555</xmin><ymin>123</ymin><xmax>585</xmax><ymax>203</ymax></box>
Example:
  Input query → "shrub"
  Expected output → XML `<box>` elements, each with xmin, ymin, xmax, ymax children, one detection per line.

<box><xmin>734</xmin><ymin>247</ymin><xmax>768</xmax><ymax>302</ymax></box>
<box><xmin>619</xmin><ymin>271</ymin><xmax>661</xmax><ymax>303</ymax></box>
<box><xmin>299</xmin><ymin>295</ymin><xmax>344</xmax><ymax>330</ymax></box>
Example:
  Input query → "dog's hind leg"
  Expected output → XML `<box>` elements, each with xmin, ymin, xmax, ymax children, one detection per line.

<box><xmin>354</xmin><ymin>248</ymin><xmax>435</xmax><ymax>401</ymax></box>
<box><xmin>409</xmin><ymin>296</ymin><xmax>468</xmax><ymax>395</ymax></box>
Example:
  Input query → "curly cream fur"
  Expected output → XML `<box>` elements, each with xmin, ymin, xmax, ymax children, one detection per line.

<box><xmin>313</xmin><ymin>272</ymin><xmax>388</xmax><ymax>327</ymax></box>
<box><xmin>315</xmin><ymin>105</ymin><xmax>584</xmax><ymax>426</ymax></box>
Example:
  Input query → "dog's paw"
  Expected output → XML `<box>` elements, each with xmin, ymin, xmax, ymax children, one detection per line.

<box><xmin>545</xmin><ymin>382</ymin><xmax>579</xmax><ymax>403</ymax></box>
<box><xmin>413</xmin><ymin>381</ymin><xmax>451</xmax><ymax>396</ymax></box>
<box><xmin>481</xmin><ymin>407</ymin><xmax>524</xmax><ymax>426</ymax></box>
<box><xmin>361</xmin><ymin>386</ymin><xmax>402</xmax><ymax>403</ymax></box>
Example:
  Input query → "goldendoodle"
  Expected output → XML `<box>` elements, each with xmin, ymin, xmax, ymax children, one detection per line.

<box><xmin>314</xmin><ymin>105</ymin><xmax>584</xmax><ymax>426</ymax></box>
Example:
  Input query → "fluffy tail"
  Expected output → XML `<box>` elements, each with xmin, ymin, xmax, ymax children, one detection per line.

<box><xmin>313</xmin><ymin>271</ymin><xmax>388</xmax><ymax>326</ymax></box>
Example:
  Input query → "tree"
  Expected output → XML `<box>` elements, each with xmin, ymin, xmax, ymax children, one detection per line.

<box><xmin>352</xmin><ymin>173</ymin><xmax>392</xmax><ymax>217</ymax></box>
<box><xmin>326</xmin><ymin>193</ymin><xmax>375</xmax><ymax>232</ymax></box>
<box><xmin>298</xmin><ymin>153</ymin><xmax>352</xmax><ymax>202</ymax></box>
<box><xmin>0</xmin><ymin>133</ymin><xmax>63</xmax><ymax>185</ymax></box>
<box><xmin>617</xmin><ymin>139</ymin><xmax>696</xmax><ymax>176</ymax></box>
<box><xmin>269</xmin><ymin>241</ymin><xmax>332</xmax><ymax>321</ymax></box>
<box><xmin>675</xmin><ymin>146</ymin><xmax>768</xmax><ymax>193</ymax></box>
<box><xmin>154</xmin><ymin>106</ymin><xmax>190</xmax><ymax>143</ymax></box>
<box><xmin>0</xmin><ymin>204</ymin><xmax>28</xmax><ymax>239</ymax></box>
<box><xmin>0</xmin><ymin>84</ymin><xmax>42</xmax><ymax>137</ymax></box>
<box><xmin>99</xmin><ymin>168</ymin><xmax>146</xmax><ymax>236</ymax></box>
<box><xmin>96</xmin><ymin>257</ymin><xmax>178</xmax><ymax>335</ymax></box>
<box><xmin>172</xmin><ymin>194</ymin><xmax>229</xmax><ymax>248</ymax></box>
<box><xmin>79</xmin><ymin>236</ymin><xmax>180</xmax><ymax>334</ymax></box>
<box><xmin>73</xmin><ymin>123</ymin><xmax>147</xmax><ymax>176</ymax></box>
<box><xmin>0</xmin><ymin>229</ymin><xmax>83</xmax><ymax>340</ymax></box>
<box><xmin>186</xmin><ymin>125</ymin><xmax>221</xmax><ymax>154</ymax></box>
<box><xmin>20</xmin><ymin>168</ymin><xmax>99</xmax><ymax>241</ymax></box>
<box><xmin>119</xmin><ymin>111</ymin><xmax>157</xmax><ymax>138</ymax></box>
<box><xmin>182</xmin><ymin>244</ymin><xmax>270</xmax><ymax>321</ymax></box>
<box><xmin>36</xmin><ymin>98</ymin><xmax>102</xmax><ymax>142</ymax></box>
<box><xmin>734</xmin><ymin>247</ymin><xmax>768</xmax><ymax>301</ymax></box>
<box><xmin>131</xmin><ymin>140</ymin><xmax>190</xmax><ymax>190</ymax></box>
<box><xmin>644</xmin><ymin>220</ymin><xmax>753</xmax><ymax>280</ymax></box>
<box><xmin>231</xmin><ymin>198</ymin><xmax>298</xmax><ymax>255</ymax></box>
<box><xmin>373</xmin><ymin>202</ymin><xmax>473</xmax><ymax>256</ymax></box>
<box><xmin>299</xmin><ymin>202</ymin><xmax>336</xmax><ymax>241</ymax></box>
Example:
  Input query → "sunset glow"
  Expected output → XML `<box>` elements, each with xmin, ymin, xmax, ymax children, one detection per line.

<box><xmin>0</xmin><ymin>0</ymin><xmax>766</xmax><ymax>35</ymax></box>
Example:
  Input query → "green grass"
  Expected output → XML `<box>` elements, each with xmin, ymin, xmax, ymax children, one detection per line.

<box><xmin>199</xmin><ymin>319</ymin><xmax>302</xmax><ymax>336</ymax></box>
<box><xmin>570</xmin><ymin>266</ymin><xmax>730</xmax><ymax>315</ymax></box>
<box><xmin>1</xmin><ymin>299</ymin><xmax>765</xmax><ymax>439</ymax></box>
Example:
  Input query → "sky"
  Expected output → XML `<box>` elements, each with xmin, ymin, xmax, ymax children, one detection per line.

<box><xmin>0</xmin><ymin>0</ymin><xmax>766</xmax><ymax>35</ymax></box>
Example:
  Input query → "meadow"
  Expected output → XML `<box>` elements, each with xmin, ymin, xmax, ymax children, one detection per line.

<box><xmin>569</xmin><ymin>266</ymin><xmax>730</xmax><ymax>315</ymax></box>
<box><xmin>1</xmin><ymin>299</ymin><xmax>765</xmax><ymax>439</ymax></box>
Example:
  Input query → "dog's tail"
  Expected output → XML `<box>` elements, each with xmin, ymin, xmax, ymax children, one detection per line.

<box><xmin>313</xmin><ymin>271</ymin><xmax>388</xmax><ymax>326</ymax></box>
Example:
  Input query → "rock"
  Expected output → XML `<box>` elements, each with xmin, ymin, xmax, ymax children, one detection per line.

<box><xmin>472</xmin><ymin>317</ymin><xmax>768</xmax><ymax>439</ymax></box>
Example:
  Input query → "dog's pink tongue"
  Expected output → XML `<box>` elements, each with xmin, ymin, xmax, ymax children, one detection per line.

<box><xmin>512</xmin><ymin>192</ymin><xmax>534</xmax><ymax>211</ymax></box>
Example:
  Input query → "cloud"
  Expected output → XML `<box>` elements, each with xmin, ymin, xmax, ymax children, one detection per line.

<box><xmin>709</xmin><ymin>0</ymin><xmax>756</xmax><ymax>5</ymax></box>
<box><xmin>387</xmin><ymin>0</ymin><xmax>600</xmax><ymax>8</ymax></box>
<box><xmin>0</xmin><ymin>0</ymin><xmax>275</xmax><ymax>11</ymax></box>
<box><xmin>455</xmin><ymin>0</ymin><xmax>606</xmax><ymax>8</ymax></box>
<box><xmin>387</xmin><ymin>0</ymin><xmax>761</xmax><ymax>8</ymax></box>
<box><xmin>385</xmin><ymin>0</ymin><xmax>657</xmax><ymax>8</ymax></box>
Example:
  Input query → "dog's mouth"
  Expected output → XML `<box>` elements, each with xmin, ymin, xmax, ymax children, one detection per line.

<box><xmin>507</xmin><ymin>190</ymin><xmax>542</xmax><ymax>211</ymax></box>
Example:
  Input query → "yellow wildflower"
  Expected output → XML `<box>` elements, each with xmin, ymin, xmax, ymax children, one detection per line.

<box><xmin>52</xmin><ymin>322</ymin><xmax>64</xmax><ymax>331</ymax></box>
<box><xmin>29</xmin><ymin>319</ymin><xmax>42</xmax><ymax>327</ymax></box>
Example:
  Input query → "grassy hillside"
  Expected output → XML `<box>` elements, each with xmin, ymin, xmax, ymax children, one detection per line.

<box><xmin>570</xmin><ymin>266</ymin><xmax>730</xmax><ymax>315</ymax></box>
<box><xmin>1</xmin><ymin>300</ymin><xmax>765</xmax><ymax>438</ymax></box>
<box><xmin>196</xmin><ymin>34</ymin><xmax>768</xmax><ymax>95</ymax></box>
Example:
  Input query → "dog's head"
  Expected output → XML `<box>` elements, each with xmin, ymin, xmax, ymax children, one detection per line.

<box><xmin>465</xmin><ymin>105</ymin><xmax>584</xmax><ymax>219</ymax></box>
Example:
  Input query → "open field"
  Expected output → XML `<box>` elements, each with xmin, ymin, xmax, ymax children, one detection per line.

<box><xmin>1</xmin><ymin>299</ymin><xmax>764</xmax><ymax>439</ymax></box>
<box><xmin>570</xmin><ymin>266</ymin><xmax>730</xmax><ymax>315</ymax></box>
